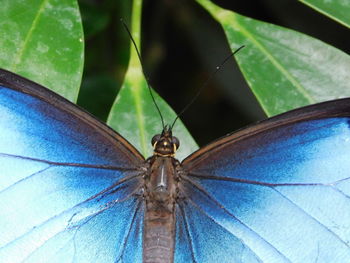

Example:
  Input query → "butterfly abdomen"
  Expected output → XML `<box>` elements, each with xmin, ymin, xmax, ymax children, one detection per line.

<box><xmin>143</xmin><ymin>156</ymin><xmax>178</xmax><ymax>263</ymax></box>
<box><xmin>143</xmin><ymin>209</ymin><xmax>175</xmax><ymax>263</ymax></box>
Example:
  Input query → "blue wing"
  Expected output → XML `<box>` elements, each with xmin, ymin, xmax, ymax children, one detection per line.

<box><xmin>179</xmin><ymin>100</ymin><xmax>350</xmax><ymax>263</ymax></box>
<box><xmin>0</xmin><ymin>69</ymin><xmax>144</xmax><ymax>263</ymax></box>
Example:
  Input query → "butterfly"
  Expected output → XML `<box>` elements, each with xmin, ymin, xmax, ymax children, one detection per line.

<box><xmin>0</xmin><ymin>68</ymin><xmax>350</xmax><ymax>263</ymax></box>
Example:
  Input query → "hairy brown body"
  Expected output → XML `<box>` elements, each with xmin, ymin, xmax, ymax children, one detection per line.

<box><xmin>142</xmin><ymin>128</ymin><xmax>180</xmax><ymax>263</ymax></box>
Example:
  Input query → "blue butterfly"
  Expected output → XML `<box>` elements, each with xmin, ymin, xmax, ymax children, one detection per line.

<box><xmin>0</xmin><ymin>68</ymin><xmax>350</xmax><ymax>263</ymax></box>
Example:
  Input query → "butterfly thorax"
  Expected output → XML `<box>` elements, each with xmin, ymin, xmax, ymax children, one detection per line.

<box><xmin>144</xmin><ymin>127</ymin><xmax>180</xmax><ymax>209</ymax></box>
<box><xmin>142</xmin><ymin>127</ymin><xmax>180</xmax><ymax>263</ymax></box>
<box><xmin>144</xmin><ymin>156</ymin><xmax>178</xmax><ymax>211</ymax></box>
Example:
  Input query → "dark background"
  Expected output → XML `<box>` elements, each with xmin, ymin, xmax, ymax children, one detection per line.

<box><xmin>77</xmin><ymin>0</ymin><xmax>350</xmax><ymax>146</ymax></box>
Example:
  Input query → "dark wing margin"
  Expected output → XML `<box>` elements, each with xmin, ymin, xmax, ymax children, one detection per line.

<box><xmin>0</xmin><ymin>68</ymin><xmax>144</xmax><ymax>164</ymax></box>
<box><xmin>182</xmin><ymin>98</ymin><xmax>350</xmax><ymax>167</ymax></box>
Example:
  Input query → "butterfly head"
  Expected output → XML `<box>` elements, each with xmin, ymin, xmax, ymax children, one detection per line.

<box><xmin>152</xmin><ymin>125</ymin><xmax>180</xmax><ymax>157</ymax></box>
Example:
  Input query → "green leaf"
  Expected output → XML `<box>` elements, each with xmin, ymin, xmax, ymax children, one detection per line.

<box><xmin>0</xmin><ymin>0</ymin><xmax>84</xmax><ymax>102</ymax></box>
<box><xmin>107</xmin><ymin>0</ymin><xmax>198</xmax><ymax>160</ymax></box>
<box><xmin>299</xmin><ymin>0</ymin><xmax>350</xmax><ymax>29</ymax></box>
<box><xmin>197</xmin><ymin>0</ymin><xmax>350</xmax><ymax>116</ymax></box>
<box><xmin>107</xmin><ymin>69</ymin><xmax>198</xmax><ymax>160</ymax></box>
<box><xmin>79</xmin><ymin>0</ymin><xmax>110</xmax><ymax>39</ymax></box>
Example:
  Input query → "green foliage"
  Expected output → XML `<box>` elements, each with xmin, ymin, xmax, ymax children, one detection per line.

<box><xmin>107</xmin><ymin>0</ymin><xmax>197</xmax><ymax>159</ymax></box>
<box><xmin>198</xmin><ymin>0</ymin><xmax>350</xmax><ymax>116</ymax></box>
<box><xmin>0</xmin><ymin>0</ymin><xmax>84</xmax><ymax>102</ymax></box>
<box><xmin>299</xmin><ymin>0</ymin><xmax>350</xmax><ymax>28</ymax></box>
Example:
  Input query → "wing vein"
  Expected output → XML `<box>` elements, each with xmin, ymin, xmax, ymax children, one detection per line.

<box><xmin>181</xmin><ymin>176</ymin><xmax>292</xmax><ymax>262</ymax></box>
<box><xmin>115</xmin><ymin>200</ymin><xmax>142</xmax><ymax>263</ymax></box>
<box><xmin>272</xmin><ymin>187</ymin><xmax>350</xmax><ymax>248</ymax></box>
<box><xmin>0</xmin><ymin>177</ymin><xmax>139</xmax><ymax>251</ymax></box>
<box><xmin>0</xmin><ymin>153</ymin><xmax>140</xmax><ymax>171</ymax></box>
<box><xmin>0</xmin><ymin>166</ymin><xmax>51</xmax><ymax>194</ymax></box>
<box><xmin>177</xmin><ymin>203</ymin><xmax>198</xmax><ymax>263</ymax></box>
<box><xmin>187</xmin><ymin>171</ymin><xmax>330</xmax><ymax>187</ymax></box>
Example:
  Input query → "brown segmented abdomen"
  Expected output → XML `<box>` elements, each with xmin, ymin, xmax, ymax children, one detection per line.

<box><xmin>143</xmin><ymin>209</ymin><xmax>175</xmax><ymax>263</ymax></box>
<box><xmin>143</xmin><ymin>156</ymin><xmax>179</xmax><ymax>263</ymax></box>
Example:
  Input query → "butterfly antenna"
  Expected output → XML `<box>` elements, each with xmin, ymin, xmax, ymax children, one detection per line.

<box><xmin>170</xmin><ymin>45</ymin><xmax>245</xmax><ymax>130</ymax></box>
<box><xmin>121</xmin><ymin>19</ymin><xmax>165</xmax><ymax>129</ymax></box>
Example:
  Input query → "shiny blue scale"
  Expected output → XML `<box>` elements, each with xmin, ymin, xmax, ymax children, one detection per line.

<box><xmin>0</xmin><ymin>68</ymin><xmax>350</xmax><ymax>263</ymax></box>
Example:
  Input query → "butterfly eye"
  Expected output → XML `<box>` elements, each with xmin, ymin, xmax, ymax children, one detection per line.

<box><xmin>172</xmin><ymin>136</ymin><xmax>180</xmax><ymax>150</ymax></box>
<box><xmin>151</xmin><ymin>134</ymin><xmax>161</xmax><ymax>147</ymax></box>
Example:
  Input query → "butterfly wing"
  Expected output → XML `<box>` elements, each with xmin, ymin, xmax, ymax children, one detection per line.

<box><xmin>178</xmin><ymin>99</ymin><xmax>350</xmax><ymax>263</ymax></box>
<box><xmin>0</xmin><ymin>69</ymin><xmax>144</xmax><ymax>263</ymax></box>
